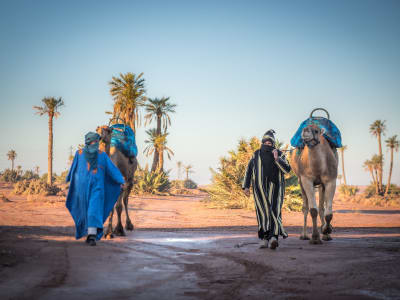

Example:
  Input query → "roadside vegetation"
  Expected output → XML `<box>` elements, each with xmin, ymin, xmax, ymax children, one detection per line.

<box><xmin>203</xmin><ymin>137</ymin><xmax>302</xmax><ymax>211</ymax></box>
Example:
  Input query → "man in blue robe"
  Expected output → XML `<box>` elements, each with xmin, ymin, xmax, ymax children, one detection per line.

<box><xmin>66</xmin><ymin>132</ymin><xmax>125</xmax><ymax>246</ymax></box>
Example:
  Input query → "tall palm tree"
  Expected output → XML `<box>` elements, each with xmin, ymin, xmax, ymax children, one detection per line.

<box><xmin>385</xmin><ymin>135</ymin><xmax>399</xmax><ymax>195</ymax></box>
<box><xmin>33</xmin><ymin>97</ymin><xmax>64</xmax><ymax>185</ymax></box>
<box><xmin>363</xmin><ymin>159</ymin><xmax>376</xmax><ymax>187</ymax></box>
<box><xmin>339</xmin><ymin>145</ymin><xmax>347</xmax><ymax>185</ymax></box>
<box><xmin>7</xmin><ymin>150</ymin><xmax>17</xmax><ymax>171</ymax></box>
<box><xmin>109</xmin><ymin>72</ymin><xmax>146</xmax><ymax>133</ymax></box>
<box><xmin>176</xmin><ymin>161</ymin><xmax>182</xmax><ymax>180</ymax></box>
<box><xmin>143</xmin><ymin>129</ymin><xmax>174</xmax><ymax>172</ymax></box>
<box><xmin>144</xmin><ymin>97</ymin><xmax>176</xmax><ymax>171</ymax></box>
<box><xmin>370</xmin><ymin>120</ymin><xmax>386</xmax><ymax>194</ymax></box>
<box><xmin>184</xmin><ymin>164</ymin><xmax>194</xmax><ymax>180</ymax></box>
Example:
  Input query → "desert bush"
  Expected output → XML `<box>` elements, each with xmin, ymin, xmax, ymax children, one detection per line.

<box><xmin>22</xmin><ymin>170</ymin><xmax>39</xmax><ymax>181</ymax></box>
<box><xmin>282</xmin><ymin>184</ymin><xmax>303</xmax><ymax>212</ymax></box>
<box><xmin>55</xmin><ymin>170</ymin><xmax>69</xmax><ymax>184</ymax></box>
<box><xmin>1</xmin><ymin>169</ymin><xmax>21</xmax><ymax>183</ymax></box>
<box><xmin>41</xmin><ymin>173</ymin><xmax>57</xmax><ymax>183</ymax></box>
<box><xmin>184</xmin><ymin>179</ymin><xmax>197</xmax><ymax>189</ymax></box>
<box><xmin>338</xmin><ymin>184</ymin><xmax>359</xmax><ymax>197</ymax></box>
<box><xmin>171</xmin><ymin>180</ymin><xmax>184</xmax><ymax>189</ymax></box>
<box><xmin>14</xmin><ymin>179</ymin><xmax>61</xmax><ymax>196</ymax></box>
<box><xmin>133</xmin><ymin>167</ymin><xmax>171</xmax><ymax>195</ymax></box>
<box><xmin>205</xmin><ymin>137</ymin><xmax>260</xmax><ymax>209</ymax></box>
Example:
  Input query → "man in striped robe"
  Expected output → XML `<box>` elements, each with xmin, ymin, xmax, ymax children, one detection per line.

<box><xmin>242</xmin><ymin>130</ymin><xmax>291</xmax><ymax>249</ymax></box>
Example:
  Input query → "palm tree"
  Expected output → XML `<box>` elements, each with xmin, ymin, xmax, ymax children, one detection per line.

<box><xmin>33</xmin><ymin>97</ymin><xmax>64</xmax><ymax>185</ymax></box>
<box><xmin>16</xmin><ymin>165</ymin><xmax>22</xmax><ymax>176</ymax></box>
<box><xmin>109</xmin><ymin>72</ymin><xmax>146</xmax><ymax>133</ymax></box>
<box><xmin>339</xmin><ymin>145</ymin><xmax>347</xmax><ymax>185</ymax></box>
<box><xmin>7</xmin><ymin>150</ymin><xmax>17</xmax><ymax>171</ymax></box>
<box><xmin>363</xmin><ymin>159</ymin><xmax>376</xmax><ymax>187</ymax></box>
<box><xmin>176</xmin><ymin>161</ymin><xmax>182</xmax><ymax>180</ymax></box>
<box><xmin>370</xmin><ymin>120</ymin><xmax>386</xmax><ymax>194</ymax></box>
<box><xmin>371</xmin><ymin>154</ymin><xmax>383</xmax><ymax>195</ymax></box>
<box><xmin>143</xmin><ymin>129</ymin><xmax>174</xmax><ymax>172</ymax></box>
<box><xmin>184</xmin><ymin>164</ymin><xmax>194</xmax><ymax>180</ymax></box>
<box><xmin>385</xmin><ymin>135</ymin><xmax>399</xmax><ymax>195</ymax></box>
<box><xmin>144</xmin><ymin>97</ymin><xmax>176</xmax><ymax>171</ymax></box>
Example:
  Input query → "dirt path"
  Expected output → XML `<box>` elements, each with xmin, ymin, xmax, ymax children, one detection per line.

<box><xmin>1</xmin><ymin>184</ymin><xmax>400</xmax><ymax>299</ymax></box>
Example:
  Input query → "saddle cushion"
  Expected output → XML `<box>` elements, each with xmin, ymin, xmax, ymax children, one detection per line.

<box><xmin>290</xmin><ymin>117</ymin><xmax>342</xmax><ymax>148</ymax></box>
<box><xmin>110</xmin><ymin>124</ymin><xmax>138</xmax><ymax>158</ymax></box>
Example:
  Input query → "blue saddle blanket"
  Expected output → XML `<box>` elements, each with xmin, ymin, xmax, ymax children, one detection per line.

<box><xmin>110</xmin><ymin>124</ymin><xmax>138</xmax><ymax>157</ymax></box>
<box><xmin>290</xmin><ymin>117</ymin><xmax>342</xmax><ymax>148</ymax></box>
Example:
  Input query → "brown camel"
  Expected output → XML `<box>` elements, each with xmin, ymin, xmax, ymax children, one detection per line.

<box><xmin>289</xmin><ymin>124</ymin><xmax>338</xmax><ymax>244</ymax></box>
<box><xmin>96</xmin><ymin>125</ymin><xmax>138</xmax><ymax>238</ymax></box>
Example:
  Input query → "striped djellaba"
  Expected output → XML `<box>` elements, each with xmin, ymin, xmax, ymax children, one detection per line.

<box><xmin>242</xmin><ymin>149</ymin><xmax>291</xmax><ymax>240</ymax></box>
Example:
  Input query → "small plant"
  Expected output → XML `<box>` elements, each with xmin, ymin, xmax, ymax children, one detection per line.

<box><xmin>283</xmin><ymin>184</ymin><xmax>303</xmax><ymax>212</ymax></box>
<box><xmin>14</xmin><ymin>179</ymin><xmax>61</xmax><ymax>196</ymax></box>
<box><xmin>133</xmin><ymin>167</ymin><xmax>171</xmax><ymax>195</ymax></box>
<box><xmin>1</xmin><ymin>169</ymin><xmax>21</xmax><ymax>183</ymax></box>
<box><xmin>184</xmin><ymin>179</ymin><xmax>197</xmax><ymax>189</ymax></box>
<box><xmin>338</xmin><ymin>184</ymin><xmax>359</xmax><ymax>197</ymax></box>
<box><xmin>22</xmin><ymin>170</ymin><xmax>40</xmax><ymax>181</ymax></box>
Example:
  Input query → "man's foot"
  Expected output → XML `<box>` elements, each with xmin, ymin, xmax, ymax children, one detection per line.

<box><xmin>86</xmin><ymin>235</ymin><xmax>96</xmax><ymax>246</ymax></box>
<box><xmin>270</xmin><ymin>237</ymin><xmax>278</xmax><ymax>250</ymax></box>
<box><xmin>259</xmin><ymin>239</ymin><xmax>268</xmax><ymax>249</ymax></box>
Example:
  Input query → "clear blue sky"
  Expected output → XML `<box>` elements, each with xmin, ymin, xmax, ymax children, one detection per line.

<box><xmin>1</xmin><ymin>0</ymin><xmax>399</xmax><ymax>185</ymax></box>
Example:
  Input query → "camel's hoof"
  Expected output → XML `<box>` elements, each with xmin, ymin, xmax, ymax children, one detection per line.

<box><xmin>125</xmin><ymin>221</ymin><xmax>134</xmax><ymax>231</ymax></box>
<box><xmin>113</xmin><ymin>224</ymin><xmax>126</xmax><ymax>236</ymax></box>
<box><xmin>309</xmin><ymin>239</ymin><xmax>323</xmax><ymax>245</ymax></box>
<box><xmin>322</xmin><ymin>224</ymin><xmax>333</xmax><ymax>235</ymax></box>
<box><xmin>299</xmin><ymin>235</ymin><xmax>310</xmax><ymax>240</ymax></box>
<box><xmin>322</xmin><ymin>234</ymin><xmax>332</xmax><ymax>241</ymax></box>
<box><xmin>104</xmin><ymin>233</ymin><xmax>114</xmax><ymax>240</ymax></box>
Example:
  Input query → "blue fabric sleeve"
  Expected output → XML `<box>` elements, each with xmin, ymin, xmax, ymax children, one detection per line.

<box><xmin>104</xmin><ymin>153</ymin><xmax>125</xmax><ymax>185</ymax></box>
<box><xmin>66</xmin><ymin>151</ymin><xmax>79</xmax><ymax>182</ymax></box>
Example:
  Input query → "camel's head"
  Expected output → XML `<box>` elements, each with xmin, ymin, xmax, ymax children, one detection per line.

<box><xmin>301</xmin><ymin>124</ymin><xmax>325</xmax><ymax>147</ymax></box>
<box><xmin>96</xmin><ymin>125</ymin><xmax>112</xmax><ymax>145</ymax></box>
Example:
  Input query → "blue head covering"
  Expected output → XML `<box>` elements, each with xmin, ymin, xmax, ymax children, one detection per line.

<box><xmin>83</xmin><ymin>132</ymin><xmax>100</xmax><ymax>170</ymax></box>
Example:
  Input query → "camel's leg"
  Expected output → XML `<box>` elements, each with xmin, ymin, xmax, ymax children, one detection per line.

<box><xmin>104</xmin><ymin>207</ymin><xmax>114</xmax><ymax>239</ymax></box>
<box><xmin>124</xmin><ymin>181</ymin><xmax>134</xmax><ymax>231</ymax></box>
<box><xmin>301</xmin><ymin>177</ymin><xmax>322</xmax><ymax>245</ymax></box>
<box><xmin>322</xmin><ymin>180</ymin><xmax>336</xmax><ymax>238</ymax></box>
<box><xmin>113</xmin><ymin>195</ymin><xmax>125</xmax><ymax>236</ymax></box>
<box><xmin>319</xmin><ymin>185</ymin><xmax>331</xmax><ymax>241</ymax></box>
<box><xmin>299</xmin><ymin>180</ymin><xmax>310</xmax><ymax>240</ymax></box>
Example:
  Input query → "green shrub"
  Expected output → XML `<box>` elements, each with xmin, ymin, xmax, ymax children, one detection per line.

<box><xmin>41</xmin><ymin>173</ymin><xmax>57</xmax><ymax>183</ymax></box>
<box><xmin>22</xmin><ymin>170</ymin><xmax>39</xmax><ymax>181</ymax></box>
<box><xmin>133</xmin><ymin>167</ymin><xmax>171</xmax><ymax>195</ymax></box>
<box><xmin>184</xmin><ymin>179</ymin><xmax>197</xmax><ymax>189</ymax></box>
<box><xmin>283</xmin><ymin>184</ymin><xmax>303</xmax><ymax>212</ymax></box>
<box><xmin>1</xmin><ymin>169</ymin><xmax>21</xmax><ymax>183</ymax></box>
<box><xmin>55</xmin><ymin>170</ymin><xmax>69</xmax><ymax>184</ymax></box>
<box><xmin>339</xmin><ymin>184</ymin><xmax>359</xmax><ymax>197</ymax></box>
<box><xmin>205</xmin><ymin>137</ymin><xmax>260</xmax><ymax>209</ymax></box>
<box><xmin>171</xmin><ymin>180</ymin><xmax>184</xmax><ymax>189</ymax></box>
<box><xmin>14</xmin><ymin>179</ymin><xmax>61</xmax><ymax>196</ymax></box>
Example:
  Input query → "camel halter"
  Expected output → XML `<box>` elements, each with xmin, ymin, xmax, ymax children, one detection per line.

<box><xmin>304</xmin><ymin>129</ymin><xmax>321</xmax><ymax>148</ymax></box>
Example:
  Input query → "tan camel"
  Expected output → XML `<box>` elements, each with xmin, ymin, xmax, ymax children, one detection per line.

<box><xmin>289</xmin><ymin>124</ymin><xmax>338</xmax><ymax>244</ymax></box>
<box><xmin>97</xmin><ymin>125</ymin><xmax>138</xmax><ymax>238</ymax></box>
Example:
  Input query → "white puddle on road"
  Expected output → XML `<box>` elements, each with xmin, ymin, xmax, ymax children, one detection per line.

<box><xmin>132</xmin><ymin>234</ymin><xmax>254</xmax><ymax>245</ymax></box>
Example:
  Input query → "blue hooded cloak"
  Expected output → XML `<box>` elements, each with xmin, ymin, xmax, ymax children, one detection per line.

<box><xmin>66</xmin><ymin>150</ymin><xmax>125</xmax><ymax>240</ymax></box>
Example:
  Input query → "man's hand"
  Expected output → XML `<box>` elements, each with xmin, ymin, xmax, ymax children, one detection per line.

<box><xmin>272</xmin><ymin>149</ymin><xmax>278</xmax><ymax>160</ymax></box>
<box><xmin>244</xmin><ymin>188</ymin><xmax>250</xmax><ymax>197</ymax></box>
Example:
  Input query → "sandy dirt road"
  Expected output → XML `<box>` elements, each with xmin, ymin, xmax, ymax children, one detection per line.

<box><xmin>1</xmin><ymin>183</ymin><xmax>400</xmax><ymax>299</ymax></box>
